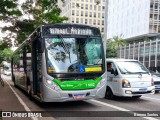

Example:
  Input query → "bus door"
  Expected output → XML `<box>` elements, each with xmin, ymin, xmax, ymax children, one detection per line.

<box><xmin>32</xmin><ymin>40</ymin><xmax>42</xmax><ymax>98</ymax></box>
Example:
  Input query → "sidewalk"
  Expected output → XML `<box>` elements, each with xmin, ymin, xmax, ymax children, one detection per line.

<box><xmin>0</xmin><ymin>75</ymin><xmax>31</xmax><ymax>120</ymax></box>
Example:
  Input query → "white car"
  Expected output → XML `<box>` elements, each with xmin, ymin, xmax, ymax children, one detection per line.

<box><xmin>4</xmin><ymin>69</ymin><xmax>11</xmax><ymax>76</ymax></box>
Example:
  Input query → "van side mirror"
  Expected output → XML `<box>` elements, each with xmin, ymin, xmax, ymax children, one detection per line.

<box><xmin>37</xmin><ymin>38</ymin><xmax>44</xmax><ymax>53</ymax></box>
<box><xmin>113</xmin><ymin>70</ymin><xmax>118</xmax><ymax>76</ymax></box>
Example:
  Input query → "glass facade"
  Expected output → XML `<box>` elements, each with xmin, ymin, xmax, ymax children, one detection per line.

<box><xmin>118</xmin><ymin>36</ymin><xmax>160</xmax><ymax>72</ymax></box>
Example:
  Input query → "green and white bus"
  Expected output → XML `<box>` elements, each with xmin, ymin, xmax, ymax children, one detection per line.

<box><xmin>11</xmin><ymin>23</ymin><xmax>106</xmax><ymax>102</ymax></box>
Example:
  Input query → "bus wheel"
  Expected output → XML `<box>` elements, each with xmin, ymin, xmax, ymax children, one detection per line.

<box><xmin>105</xmin><ymin>87</ymin><xmax>114</xmax><ymax>99</ymax></box>
<box><xmin>132</xmin><ymin>95</ymin><xmax>141</xmax><ymax>99</ymax></box>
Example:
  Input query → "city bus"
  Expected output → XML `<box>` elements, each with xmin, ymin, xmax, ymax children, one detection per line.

<box><xmin>11</xmin><ymin>23</ymin><xmax>107</xmax><ymax>102</ymax></box>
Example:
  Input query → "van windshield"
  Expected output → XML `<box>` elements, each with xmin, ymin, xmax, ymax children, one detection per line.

<box><xmin>116</xmin><ymin>61</ymin><xmax>149</xmax><ymax>74</ymax></box>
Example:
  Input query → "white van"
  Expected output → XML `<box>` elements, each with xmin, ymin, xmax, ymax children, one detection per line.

<box><xmin>105</xmin><ymin>59</ymin><xmax>155</xmax><ymax>99</ymax></box>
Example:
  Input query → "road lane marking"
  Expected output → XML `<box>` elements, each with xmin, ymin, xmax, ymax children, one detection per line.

<box><xmin>5</xmin><ymin>80</ymin><xmax>38</xmax><ymax>120</ymax></box>
<box><xmin>91</xmin><ymin>99</ymin><xmax>159</xmax><ymax>120</ymax></box>
<box><xmin>142</xmin><ymin>96</ymin><xmax>160</xmax><ymax>101</ymax></box>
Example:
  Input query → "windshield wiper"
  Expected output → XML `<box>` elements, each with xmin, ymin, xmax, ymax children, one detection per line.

<box><xmin>121</xmin><ymin>71</ymin><xmax>150</xmax><ymax>75</ymax></box>
<box><xmin>58</xmin><ymin>35</ymin><xmax>71</xmax><ymax>63</ymax></box>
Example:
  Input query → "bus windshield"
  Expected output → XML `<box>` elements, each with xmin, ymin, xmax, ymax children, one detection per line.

<box><xmin>45</xmin><ymin>37</ymin><xmax>103</xmax><ymax>73</ymax></box>
<box><xmin>116</xmin><ymin>61</ymin><xmax>149</xmax><ymax>74</ymax></box>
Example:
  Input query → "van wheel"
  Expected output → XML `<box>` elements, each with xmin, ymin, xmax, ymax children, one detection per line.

<box><xmin>105</xmin><ymin>87</ymin><xmax>114</xmax><ymax>99</ymax></box>
<box><xmin>132</xmin><ymin>95</ymin><xmax>141</xmax><ymax>99</ymax></box>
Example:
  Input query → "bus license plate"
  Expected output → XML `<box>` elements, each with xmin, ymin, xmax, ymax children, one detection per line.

<box><xmin>139</xmin><ymin>88</ymin><xmax>147</xmax><ymax>91</ymax></box>
<box><xmin>73</xmin><ymin>94</ymin><xmax>85</xmax><ymax>99</ymax></box>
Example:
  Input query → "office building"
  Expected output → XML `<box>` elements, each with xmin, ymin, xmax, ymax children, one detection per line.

<box><xmin>58</xmin><ymin>0</ymin><xmax>106</xmax><ymax>34</ymax></box>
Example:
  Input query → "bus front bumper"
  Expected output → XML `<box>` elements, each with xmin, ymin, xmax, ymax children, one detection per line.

<box><xmin>42</xmin><ymin>83</ymin><xmax>106</xmax><ymax>102</ymax></box>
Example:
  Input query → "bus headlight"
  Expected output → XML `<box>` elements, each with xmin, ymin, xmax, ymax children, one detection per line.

<box><xmin>122</xmin><ymin>79</ymin><xmax>131</xmax><ymax>88</ymax></box>
<box><xmin>46</xmin><ymin>79</ymin><xmax>61</xmax><ymax>90</ymax></box>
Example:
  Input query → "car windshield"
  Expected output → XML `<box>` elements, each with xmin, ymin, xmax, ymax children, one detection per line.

<box><xmin>116</xmin><ymin>61</ymin><xmax>149</xmax><ymax>74</ymax></box>
<box><xmin>45</xmin><ymin>37</ymin><xmax>103</xmax><ymax>73</ymax></box>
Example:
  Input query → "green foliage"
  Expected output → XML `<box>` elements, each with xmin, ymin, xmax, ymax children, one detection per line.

<box><xmin>2</xmin><ymin>48</ymin><xmax>13</xmax><ymax>62</ymax></box>
<box><xmin>1</xmin><ymin>0</ymin><xmax>68</xmax><ymax>45</ymax></box>
<box><xmin>106</xmin><ymin>36</ymin><xmax>127</xmax><ymax>58</ymax></box>
<box><xmin>106</xmin><ymin>40</ymin><xmax>117</xmax><ymax>58</ymax></box>
<box><xmin>0</xmin><ymin>0</ymin><xmax>22</xmax><ymax>21</ymax></box>
<box><xmin>0</xmin><ymin>40</ymin><xmax>13</xmax><ymax>63</ymax></box>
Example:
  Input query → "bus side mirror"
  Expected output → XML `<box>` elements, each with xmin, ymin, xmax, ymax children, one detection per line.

<box><xmin>37</xmin><ymin>38</ymin><xmax>44</xmax><ymax>53</ymax></box>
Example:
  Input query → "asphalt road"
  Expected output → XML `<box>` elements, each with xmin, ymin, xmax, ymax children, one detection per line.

<box><xmin>0</xmin><ymin>75</ymin><xmax>160</xmax><ymax>120</ymax></box>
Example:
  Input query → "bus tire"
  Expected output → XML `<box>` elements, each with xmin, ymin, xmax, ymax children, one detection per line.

<box><xmin>132</xmin><ymin>95</ymin><xmax>141</xmax><ymax>99</ymax></box>
<box><xmin>105</xmin><ymin>87</ymin><xmax>114</xmax><ymax>99</ymax></box>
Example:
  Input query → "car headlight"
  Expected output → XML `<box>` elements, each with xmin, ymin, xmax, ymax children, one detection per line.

<box><xmin>122</xmin><ymin>79</ymin><xmax>131</xmax><ymax>88</ymax></box>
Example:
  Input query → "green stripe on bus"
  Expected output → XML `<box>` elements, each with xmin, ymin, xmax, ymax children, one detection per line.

<box><xmin>53</xmin><ymin>77</ymin><xmax>102</xmax><ymax>90</ymax></box>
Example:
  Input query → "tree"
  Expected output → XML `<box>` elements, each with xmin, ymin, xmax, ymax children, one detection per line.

<box><xmin>106</xmin><ymin>36</ymin><xmax>127</xmax><ymax>58</ymax></box>
<box><xmin>2</xmin><ymin>48</ymin><xmax>13</xmax><ymax>62</ymax></box>
<box><xmin>0</xmin><ymin>40</ymin><xmax>13</xmax><ymax>63</ymax></box>
<box><xmin>108</xmin><ymin>35</ymin><xmax>127</xmax><ymax>49</ymax></box>
<box><xmin>1</xmin><ymin>0</ymin><xmax>68</xmax><ymax>45</ymax></box>
<box><xmin>0</xmin><ymin>0</ymin><xmax>22</xmax><ymax>46</ymax></box>
<box><xmin>0</xmin><ymin>0</ymin><xmax>22</xmax><ymax>21</ymax></box>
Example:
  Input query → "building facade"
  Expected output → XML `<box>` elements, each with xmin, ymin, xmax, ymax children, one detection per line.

<box><xmin>104</xmin><ymin>0</ymin><xmax>160</xmax><ymax>40</ymax></box>
<box><xmin>58</xmin><ymin>0</ymin><xmax>106</xmax><ymax>34</ymax></box>
<box><xmin>118</xmin><ymin>36</ymin><xmax>160</xmax><ymax>72</ymax></box>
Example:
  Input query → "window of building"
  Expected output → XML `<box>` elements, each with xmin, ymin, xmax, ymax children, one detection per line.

<box><xmin>98</xmin><ymin>6</ymin><xmax>101</xmax><ymax>11</ymax></box>
<box><xmin>72</xmin><ymin>10</ymin><xmax>75</xmax><ymax>15</ymax></box>
<box><xmin>76</xmin><ymin>11</ymin><xmax>79</xmax><ymax>16</ymax></box>
<box><xmin>81</xmin><ymin>18</ymin><xmax>83</xmax><ymax>23</ymax></box>
<box><xmin>85</xmin><ymin>11</ymin><xmax>88</xmax><ymax>17</ymax></box>
<box><xmin>89</xmin><ymin>12</ymin><xmax>92</xmax><ymax>17</ymax></box>
<box><xmin>93</xmin><ymin>19</ymin><xmax>96</xmax><ymax>25</ymax></box>
<box><xmin>81</xmin><ymin>4</ymin><xmax>84</xmax><ymax>9</ymax></box>
<box><xmin>102</xmin><ymin>13</ymin><xmax>104</xmax><ymax>18</ymax></box>
<box><xmin>81</xmin><ymin>11</ymin><xmax>83</xmax><ymax>16</ymax></box>
<box><xmin>98</xmin><ymin>13</ymin><xmax>100</xmax><ymax>18</ymax></box>
<box><xmin>102</xmin><ymin>20</ymin><xmax>104</xmax><ymax>25</ymax></box>
<box><xmin>76</xmin><ymin>18</ymin><xmax>79</xmax><ymax>23</ymax></box>
<box><xmin>94</xmin><ymin>12</ymin><xmax>96</xmax><ymax>17</ymax></box>
<box><xmin>72</xmin><ymin>3</ymin><xmax>75</xmax><ymax>8</ymax></box>
<box><xmin>90</xmin><ymin>5</ymin><xmax>92</xmax><ymax>10</ymax></box>
<box><xmin>101</xmin><ymin>28</ymin><xmax>104</xmax><ymax>32</ymax></box>
<box><xmin>94</xmin><ymin>5</ymin><xmax>96</xmax><ymax>10</ymax></box>
<box><xmin>85</xmin><ymin>19</ymin><xmax>87</xmax><ymax>24</ymax></box>
<box><xmin>102</xmin><ymin>6</ymin><xmax>105</xmax><ymax>10</ymax></box>
<box><xmin>89</xmin><ymin>19</ymin><xmax>92</xmax><ymax>24</ymax></box>
<box><xmin>98</xmin><ymin>20</ymin><xmax>100</xmax><ymax>25</ymax></box>
<box><xmin>85</xmin><ymin>4</ymin><xmax>88</xmax><ymax>9</ymax></box>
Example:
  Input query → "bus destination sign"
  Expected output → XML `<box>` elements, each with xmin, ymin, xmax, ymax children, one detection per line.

<box><xmin>49</xmin><ymin>27</ymin><xmax>94</xmax><ymax>35</ymax></box>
